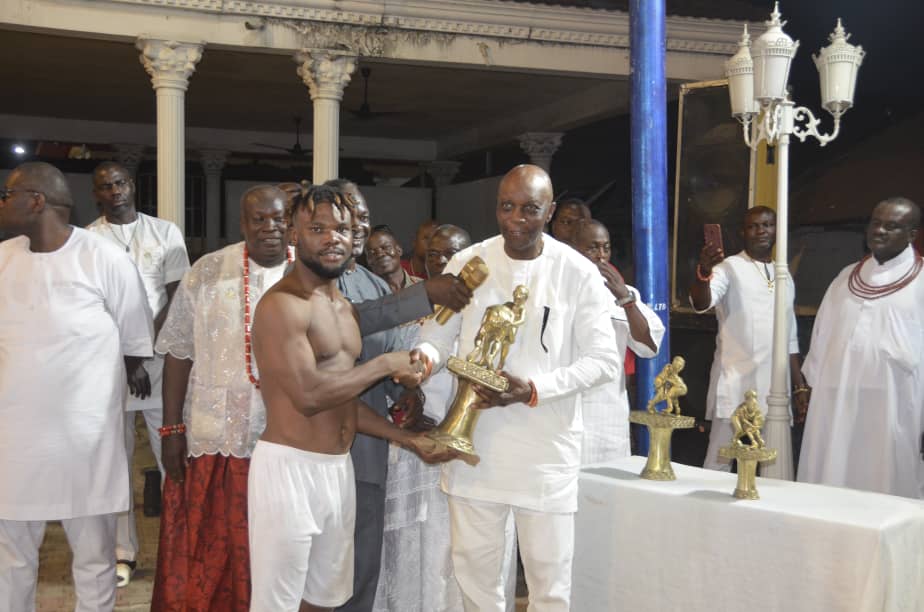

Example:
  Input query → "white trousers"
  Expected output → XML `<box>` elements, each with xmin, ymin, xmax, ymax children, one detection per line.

<box><xmin>703</xmin><ymin>418</ymin><xmax>734</xmax><ymax>472</ymax></box>
<box><xmin>115</xmin><ymin>407</ymin><xmax>163</xmax><ymax>562</ymax></box>
<box><xmin>0</xmin><ymin>514</ymin><xmax>117</xmax><ymax>612</ymax></box>
<box><xmin>448</xmin><ymin>496</ymin><xmax>573</xmax><ymax>612</ymax></box>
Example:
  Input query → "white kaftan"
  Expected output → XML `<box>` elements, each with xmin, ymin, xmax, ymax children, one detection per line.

<box><xmin>87</xmin><ymin>213</ymin><xmax>189</xmax><ymax>412</ymax></box>
<box><xmin>418</xmin><ymin>234</ymin><xmax>621</xmax><ymax>514</ymax></box>
<box><xmin>799</xmin><ymin>245</ymin><xmax>924</xmax><ymax>499</ymax></box>
<box><xmin>581</xmin><ymin>285</ymin><xmax>665</xmax><ymax>464</ymax></box>
<box><xmin>0</xmin><ymin>228</ymin><xmax>153</xmax><ymax>520</ymax></box>
<box><xmin>155</xmin><ymin>242</ymin><xmax>289</xmax><ymax>458</ymax></box>
<box><xmin>695</xmin><ymin>252</ymin><xmax>799</xmax><ymax>420</ymax></box>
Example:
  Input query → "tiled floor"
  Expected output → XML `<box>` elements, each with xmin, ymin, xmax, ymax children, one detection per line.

<box><xmin>34</xmin><ymin>415</ymin><xmax>530</xmax><ymax>611</ymax></box>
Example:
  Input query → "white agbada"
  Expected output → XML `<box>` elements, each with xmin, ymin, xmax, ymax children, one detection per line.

<box><xmin>418</xmin><ymin>235</ymin><xmax>621</xmax><ymax>514</ymax></box>
<box><xmin>799</xmin><ymin>245</ymin><xmax>924</xmax><ymax>499</ymax></box>
<box><xmin>581</xmin><ymin>285</ymin><xmax>665</xmax><ymax>464</ymax></box>
<box><xmin>0</xmin><ymin>228</ymin><xmax>153</xmax><ymax>520</ymax></box>
<box><xmin>155</xmin><ymin>242</ymin><xmax>288</xmax><ymax>458</ymax></box>
<box><xmin>695</xmin><ymin>251</ymin><xmax>799</xmax><ymax>420</ymax></box>
<box><xmin>87</xmin><ymin>213</ymin><xmax>189</xmax><ymax>411</ymax></box>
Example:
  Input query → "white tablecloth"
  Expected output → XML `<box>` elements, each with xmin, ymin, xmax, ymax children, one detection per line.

<box><xmin>573</xmin><ymin>456</ymin><xmax>924</xmax><ymax>612</ymax></box>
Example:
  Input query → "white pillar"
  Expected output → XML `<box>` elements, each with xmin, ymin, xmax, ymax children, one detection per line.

<box><xmin>763</xmin><ymin>99</ymin><xmax>795</xmax><ymax>480</ymax></box>
<box><xmin>199</xmin><ymin>149</ymin><xmax>228</xmax><ymax>253</ymax></box>
<box><xmin>518</xmin><ymin>132</ymin><xmax>564</xmax><ymax>173</ymax></box>
<box><xmin>137</xmin><ymin>38</ymin><xmax>204</xmax><ymax>233</ymax></box>
<box><xmin>112</xmin><ymin>143</ymin><xmax>146</xmax><ymax>180</ymax></box>
<box><xmin>294</xmin><ymin>49</ymin><xmax>356</xmax><ymax>184</ymax></box>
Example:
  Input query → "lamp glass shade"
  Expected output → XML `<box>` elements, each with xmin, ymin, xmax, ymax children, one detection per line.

<box><xmin>725</xmin><ymin>25</ymin><xmax>758</xmax><ymax>117</ymax></box>
<box><xmin>814</xmin><ymin>19</ymin><xmax>865</xmax><ymax>115</ymax></box>
<box><xmin>752</xmin><ymin>5</ymin><xmax>798</xmax><ymax>103</ymax></box>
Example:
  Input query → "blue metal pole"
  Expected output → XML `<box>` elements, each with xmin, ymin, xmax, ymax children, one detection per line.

<box><xmin>629</xmin><ymin>0</ymin><xmax>670</xmax><ymax>454</ymax></box>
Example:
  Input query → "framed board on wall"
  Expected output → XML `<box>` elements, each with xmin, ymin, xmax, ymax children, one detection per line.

<box><xmin>671</xmin><ymin>79</ymin><xmax>752</xmax><ymax>313</ymax></box>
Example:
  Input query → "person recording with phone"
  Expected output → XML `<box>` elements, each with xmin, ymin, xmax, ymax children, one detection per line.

<box><xmin>689</xmin><ymin>206</ymin><xmax>809</xmax><ymax>471</ymax></box>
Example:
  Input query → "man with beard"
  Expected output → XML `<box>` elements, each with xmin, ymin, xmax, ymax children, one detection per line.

<box><xmin>799</xmin><ymin>198</ymin><xmax>924</xmax><ymax>499</ymax></box>
<box><xmin>320</xmin><ymin>179</ymin><xmax>472</xmax><ymax>612</ymax></box>
<box><xmin>409</xmin><ymin>165</ymin><xmax>621</xmax><ymax>611</ymax></box>
<box><xmin>87</xmin><ymin>162</ymin><xmax>190</xmax><ymax>586</ymax></box>
<box><xmin>248</xmin><ymin>185</ymin><xmax>451</xmax><ymax>611</ymax></box>
<box><xmin>152</xmin><ymin>185</ymin><xmax>293</xmax><ymax>611</ymax></box>
<box><xmin>689</xmin><ymin>206</ymin><xmax>808</xmax><ymax>471</ymax></box>
<box><xmin>366</xmin><ymin>225</ymin><xmax>422</xmax><ymax>294</ymax></box>
<box><xmin>0</xmin><ymin>162</ymin><xmax>153</xmax><ymax>611</ymax></box>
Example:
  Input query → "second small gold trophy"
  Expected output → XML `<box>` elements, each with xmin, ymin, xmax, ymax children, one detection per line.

<box><xmin>427</xmin><ymin>285</ymin><xmax>530</xmax><ymax>465</ymax></box>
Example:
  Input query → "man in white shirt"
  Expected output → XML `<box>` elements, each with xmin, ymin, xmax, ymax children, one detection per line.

<box><xmin>572</xmin><ymin>219</ymin><xmax>665</xmax><ymax>462</ymax></box>
<box><xmin>86</xmin><ymin>161</ymin><xmax>190</xmax><ymax>587</ymax></box>
<box><xmin>411</xmin><ymin>165</ymin><xmax>621</xmax><ymax>612</ymax></box>
<box><xmin>0</xmin><ymin>162</ymin><xmax>153</xmax><ymax>611</ymax></box>
<box><xmin>799</xmin><ymin>197</ymin><xmax>924</xmax><ymax>499</ymax></box>
<box><xmin>689</xmin><ymin>206</ymin><xmax>809</xmax><ymax>471</ymax></box>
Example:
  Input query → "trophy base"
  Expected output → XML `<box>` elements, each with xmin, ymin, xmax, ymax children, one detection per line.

<box><xmin>426</xmin><ymin>430</ymin><xmax>481</xmax><ymax>466</ymax></box>
<box><xmin>719</xmin><ymin>446</ymin><xmax>778</xmax><ymax>500</ymax></box>
<box><xmin>629</xmin><ymin>411</ymin><xmax>695</xmax><ymax>481</ymax></box>
<box><xmin>447</xmin><ymin>356</ymin><xmax>508</xmax><ymax>392</ymax></box>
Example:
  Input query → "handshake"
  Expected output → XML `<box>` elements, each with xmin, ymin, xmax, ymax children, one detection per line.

<box><xmin>384</xmin><ymin>349</ymin><xmax>431</xmax><ymax>388</ymax></box>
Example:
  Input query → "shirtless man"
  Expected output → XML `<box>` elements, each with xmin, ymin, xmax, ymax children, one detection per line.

<box><xmin>247</xmin><ymin>185</ymin><xmax>447</xmax><ymax>612</ymax></box>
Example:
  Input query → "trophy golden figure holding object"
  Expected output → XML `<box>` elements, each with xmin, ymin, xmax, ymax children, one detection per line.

<box><xmin>427</xmin><ymin>285</ymin><xmax>530</xmax><ymax>465</ymax></box>
<box><xmin>719</xmin><ymin>390</ymin><xmax>777</xmax><ymax>499</ymax></box>
<box><xmin>630</xmin><ymin>356</ymin><xmax>695</xmax><ymax>480</ymax></box>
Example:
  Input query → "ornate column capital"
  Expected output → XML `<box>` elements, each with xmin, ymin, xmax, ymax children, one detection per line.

<box><xmin>294</xmin><ymin>49</ymin><xmax>357</xmax><ymax>102</ymax></box>
<box><xmin>112</xmin><ymin>143</ymin><xmax>147</xmax><ymax>176</ymax></box>
<box><xmin>137</xmin><ymin>38</ymin><xmax>204</xmax><ymax>91</ymax></box>
<box><xmin>425</xmin><ymin>160</ymin><xmax>462</xmax><ymax>188</ymax></box>
<box><xmin>518</xmin><ymin>132</ymin><xmax>564</xmax><ymax>172</ymax></box>
<box><xmin>199</xmin><ymin>149</ymin><xmax>229</xmax><ymax>176</ymax></box>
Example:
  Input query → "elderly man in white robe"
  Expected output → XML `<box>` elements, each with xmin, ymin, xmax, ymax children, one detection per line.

<box><xmin>572</xmin><ymin>220</ymin><xmax>665</xmax><ymax>462</ymax></box>
<box><xmin>799</xmin><ymin>197</ymin><xmax>924</xmax><ymax>499</ymax></box>
<box><xmin>0</xmin><ymin>162</ymin><xmax>153</xmax><ymax>611</ymax></box>
<box><xmin>410</xmin><ymin>165</ymin><xmax>621</xmax><ymax>612</ymax></box>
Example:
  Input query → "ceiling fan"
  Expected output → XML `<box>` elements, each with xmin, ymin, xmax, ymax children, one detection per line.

<box><xmin>253</xmin><ymin>116</ymin><xmax>312</xmax><ymax>157</ymax></box>
<box><xmin>348</xmin><ymin>67</ymin><xmax>410</xmax><ymax>121</ymax></box>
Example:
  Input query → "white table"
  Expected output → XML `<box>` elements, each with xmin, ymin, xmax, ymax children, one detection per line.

<box><xmin>573</xmin><ymin>456</ymin><xmax>924</xmax><ymax>612</ymax></box>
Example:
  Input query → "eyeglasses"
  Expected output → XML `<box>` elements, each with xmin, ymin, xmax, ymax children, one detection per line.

<box><xmin>0</xmin><ymin>188</ymin><xmax>43</xmax><ymax>202</ymax></box>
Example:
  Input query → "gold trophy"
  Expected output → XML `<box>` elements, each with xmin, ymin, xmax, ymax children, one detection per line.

<box><xmin>427</xmin><ymin>285</ymin><xmax>529</xmax><ymax>466</ymax></box>
<box><xmin>718</xmin><ymin>390</ymin><xmax>777</xmax><ymax>499</ymax></box>
<box><xmin>629</xmin><ymin>356</ymin><xmax>695</xmax><ymax>480</ymax></box>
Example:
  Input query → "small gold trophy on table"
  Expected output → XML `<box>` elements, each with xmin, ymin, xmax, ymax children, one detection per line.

<box><xmin>719</xmin><ymin>390</ymin><xmax>777</xmax><ymax>499</ymax></box>
<box><xmin>427</xmin><ymin>285</ymin><xmax>530</xmax><ymax>466</ymax></box>
<box><xmin>629</xmin><ymin>356</ymin><xmax>695</xmax><ymax>480</ymax></box>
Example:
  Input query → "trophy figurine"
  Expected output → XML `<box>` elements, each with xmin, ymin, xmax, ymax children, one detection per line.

<box><xmin>629</xmin><ymin>356</ymin><xmax>695</xmax><ymax>480</ymax></box>
<box><xmin>427</xmin><ymin>285</ymin><xmax>529</xmax><ymax>466</ymax></box>
<box><xmin>719</xmin><ymin>390</ymin><xmax>777</xmax><ymax>499</ymax></box>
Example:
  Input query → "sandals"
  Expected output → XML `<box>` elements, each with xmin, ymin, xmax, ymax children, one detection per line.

<box><xmin>116</xmin><ymin>559</ymin><xmax>137</xmax><ymax>588</ymax></box>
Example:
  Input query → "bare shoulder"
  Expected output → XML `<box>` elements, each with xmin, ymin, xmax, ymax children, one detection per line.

<box><xmin>255</xmin><ymin>281</ymin><xmax>311</xmax><ymax>328</ymax></box>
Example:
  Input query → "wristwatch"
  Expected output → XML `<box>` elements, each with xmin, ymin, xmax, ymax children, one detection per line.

<box><xmin>616</xmin><ymin>294</ymin><xmax>636</xmax><ymax>307</ymax></box>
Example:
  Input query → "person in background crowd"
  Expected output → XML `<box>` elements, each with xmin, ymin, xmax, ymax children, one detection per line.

<box><xmin>799</xmin><ymin>197</ymin><xmax>924</xmax><ymax>499</ymax></box>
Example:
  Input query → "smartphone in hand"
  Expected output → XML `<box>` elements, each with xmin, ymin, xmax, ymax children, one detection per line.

<box><xmin>704</xmin><ymin>223</ymin><xmax>723</xmax><ymax>253</ymax></box>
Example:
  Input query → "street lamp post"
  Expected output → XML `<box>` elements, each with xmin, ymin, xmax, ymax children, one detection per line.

<box><xmin>724</xmin><ymin>3</ymin><xmax>865</xmax><ymax>479</ymax></box>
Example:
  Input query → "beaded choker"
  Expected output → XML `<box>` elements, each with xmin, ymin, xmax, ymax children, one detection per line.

<box><xmin>243</xmin><ymin>245</ymin><xmax>293</xmax><ymax>388</ymax></box>
<box><xmin>847</xmin><ymin>253</ymin><xmax>923</xmax><ymax>300</ymax></box>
